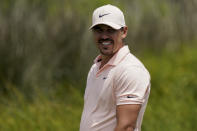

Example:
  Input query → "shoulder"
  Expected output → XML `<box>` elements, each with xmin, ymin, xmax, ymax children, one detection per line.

<box><xmin>89</xmin><ymin>63</ymin><xmax>97</xmax><ymax>72</ymax></box>
<box><xmin>113</xmin><ymin>53</ymin><xmax>150</xmax><ymax>83</ymax></box>
<box><xmin>86</xmin><ymin>63</ymin><xmax>97</xmax><ymax>78</ymax></box>
<box><xmin>114</xmin><ymin>65</ymin><xmax>150</xmax><ymax>84</ymax></box>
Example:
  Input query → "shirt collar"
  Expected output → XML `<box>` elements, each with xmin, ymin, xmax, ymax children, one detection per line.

<box><xmin>94</xmin><ymin>45</ymin><xmax>130</xmax><ymax>66</ymax></box>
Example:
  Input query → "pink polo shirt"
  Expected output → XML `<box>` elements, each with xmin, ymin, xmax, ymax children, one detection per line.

<box><xmin>80</xmin><ymin>46</ymin><xmax>151</xmax><ymax>131</ymax></box>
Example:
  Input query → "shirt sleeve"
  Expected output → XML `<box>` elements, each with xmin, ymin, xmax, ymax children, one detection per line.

<box><xmin>114</xmin><ymin>66</ymin><xmax>150</xmax><ymax>105</ymax></box>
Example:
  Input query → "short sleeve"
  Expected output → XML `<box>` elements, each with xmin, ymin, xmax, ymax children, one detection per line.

<box><xmin>114</xmin><ymin>66</ymin><xmax>150</xmax><ymax>105</ymax></box>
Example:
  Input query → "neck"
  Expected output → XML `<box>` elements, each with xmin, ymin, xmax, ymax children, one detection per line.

<box><xmin>99</xmin><ymin>55</ymin><xmax>113</xmax><ymax>69</ymax></box>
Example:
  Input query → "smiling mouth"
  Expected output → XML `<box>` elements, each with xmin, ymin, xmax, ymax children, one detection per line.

<box><xmin>102</xmin><ymin>42</ymin><xmax>111</xmax><ymax>45</ymax></box>
<box><xmin>98</xmin><ymin>38</ymin><xmax>113</xmax><ymax>46</ymax></box>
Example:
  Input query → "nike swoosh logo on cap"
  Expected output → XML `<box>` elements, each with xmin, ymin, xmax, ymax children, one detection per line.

<box><xmin>99</xmin><ymin>13</ymin><xmax>110</xmax><ymax>18</ymax></box>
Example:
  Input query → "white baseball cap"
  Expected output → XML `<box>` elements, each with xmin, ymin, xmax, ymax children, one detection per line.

<box><xmin>90</xmin><ymin>4</ymin><xmax>126</xmax><ymax>30</ymax></box>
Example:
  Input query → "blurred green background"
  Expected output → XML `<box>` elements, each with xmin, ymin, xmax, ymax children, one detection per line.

<box><xmin>0</xmin><ymin>0</ymin><xmax>197</xmax><ymax>130</ymax></box>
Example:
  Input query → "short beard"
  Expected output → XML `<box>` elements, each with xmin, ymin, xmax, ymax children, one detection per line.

<box><xmin>99</xmin><ymin>49</ymin><xmax>114</xmax><ymax>56</ymax></box>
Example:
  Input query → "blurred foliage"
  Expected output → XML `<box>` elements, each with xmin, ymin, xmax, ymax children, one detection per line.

<box><xmin>141</xmin><ymin>44</ymin><xmax>197</xmax><ymax>131</ymax></box>
<box><xmin>0</xmin><ymin>0</ymin><xmax>196</xmax><ymax>92</ymax></box>
<box><xmin>0</xmin><ymin>0</ymin><xmax>197</xmax><ymax>130</ymax></box>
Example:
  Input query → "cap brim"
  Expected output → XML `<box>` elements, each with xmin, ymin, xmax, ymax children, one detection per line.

<box><xmin>89</xmin><ymin>21</ymin><xmax>122</xmax><ymax>30</ymax></box>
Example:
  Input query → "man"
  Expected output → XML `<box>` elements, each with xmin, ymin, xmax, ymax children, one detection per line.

<box><xmin>80</xmin><ymin>4</ymin><xmax>151</xmax><ymax>131</ymax></box>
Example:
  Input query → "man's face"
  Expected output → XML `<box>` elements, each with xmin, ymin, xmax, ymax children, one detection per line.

<box><xmin>92</xmin><ymin>24</ymin><xmax>127</xmax><ymax>56</ymax></box>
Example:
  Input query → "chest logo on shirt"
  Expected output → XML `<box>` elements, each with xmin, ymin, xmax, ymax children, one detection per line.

<box><xmin>103</xmin><ymin>77</ymin><xmax>107</xmax><ymax>80</ymax></box>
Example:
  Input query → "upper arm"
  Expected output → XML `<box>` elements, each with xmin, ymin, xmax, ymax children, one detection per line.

<box><xmin>115</xmin><ymin>104</ymin><xmax>141</xmax><ymax>131</ymax></box>
<box><xmin>114</xmin><ymin>66</ymin><xmax>150</xmax><ymax>130</ymax></box>
<box><xmin>114</xmin><ymin>66</ymin><xmax>150</xmax><ymax>105</ymax></box>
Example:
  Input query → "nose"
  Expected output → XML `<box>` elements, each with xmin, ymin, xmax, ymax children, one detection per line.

<box><xmin>100</xmin><ymin>31</ymin><xmax>110</xmax><ymax>39</ymax></box>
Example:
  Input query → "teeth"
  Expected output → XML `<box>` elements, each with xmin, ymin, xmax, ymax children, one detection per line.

<box><xmin>102</xmin><ymin>42</ymin><xmax>111</xmax><ymax>45</ymax></box>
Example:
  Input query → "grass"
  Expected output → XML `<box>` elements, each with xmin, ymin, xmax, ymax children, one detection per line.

<box><xmin>0</xmin><ymin>84</ymin><xmax>83</xmax><ymax>131</ymax></box>
<box><xmin>141</xmin><ymin>44</ymin><xmax>197</xmax><ymax>131</ymax></box>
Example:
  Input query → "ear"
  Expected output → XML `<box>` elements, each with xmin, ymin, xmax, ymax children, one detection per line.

<box><xmin>121</xmin><ymin>26</ymin><xmax>128</xmax><ymax>39</ymax></box>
